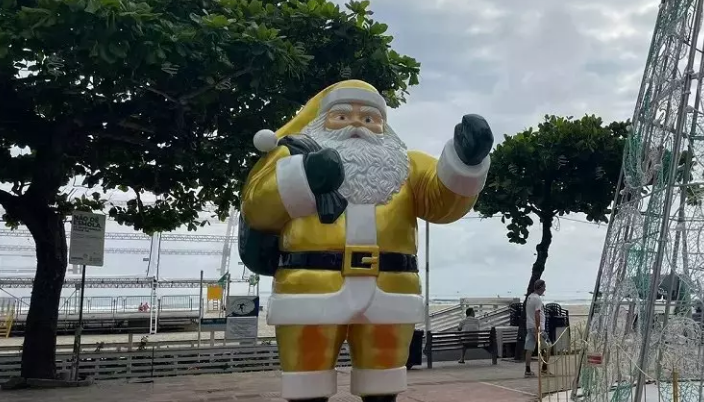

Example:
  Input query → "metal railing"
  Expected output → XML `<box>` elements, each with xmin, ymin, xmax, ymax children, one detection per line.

<box><xmin>0</xmin><ymin>332</ymin><xmax>278</xmax><ymax>355</ymax></box>
<box><xmin>480</xmin><ymin>306</ymin><xmax>512</xmax><ymax>328</ymax></box>
<box><xmin>0</xmin><ymin>342</ymin><xmax>354</xmax><ymax>382</ymax></box>
<box><xmin>3</xmin><ymin>295</ymin><xmax>204</xmax><ymax>317</ymax></box>
<box><xmin>417</xmin><ymin>304</ymin><xmax>512</xmax><ymax>332</ymax></box>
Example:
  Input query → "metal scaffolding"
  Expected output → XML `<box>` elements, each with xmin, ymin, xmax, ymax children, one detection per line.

<box><xmin>574</xmin><ymin>0</ymin><xmax>704</xmax><ymax>401</ymax></box>
<box><xmin>0</xmin><ymin>276</ymin><xmax>247</xmax><ymax>289</ymax></box>
<box><xmin>0</xmin><ymin>229</ymin><xmax>236</xmax><ymax>243</ymax></box>
<box><xmin>0</xmin><ymin>206</ymin><xmax>249</xmax><ymax>335</ymax></box>
<box><xmin>0</xmin><ymin>244</ymin><xmax>224</xmax><ymax>256</ymax></box>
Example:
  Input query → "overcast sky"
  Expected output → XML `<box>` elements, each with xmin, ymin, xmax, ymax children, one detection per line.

<box><xmin>0</xmin><ymin>0</ymin><xmax>660</xmax><ymax>304</ymax></box>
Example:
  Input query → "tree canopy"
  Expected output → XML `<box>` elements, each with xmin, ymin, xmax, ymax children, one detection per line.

<box><xmin>474</xmin><ymin>115</ymin><xmax>629</xmax><ymax>295</ymax></box>
<box><xmin>0</xmin><ymin>0</ymin><xmax>420</xmax><ymax>381</ymax></box>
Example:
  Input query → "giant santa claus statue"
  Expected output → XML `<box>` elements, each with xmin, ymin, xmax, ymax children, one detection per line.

<box><xmin>238</xmin><ymin>80</ymin><xmax>493</xmax><ymax>402</ymax></box>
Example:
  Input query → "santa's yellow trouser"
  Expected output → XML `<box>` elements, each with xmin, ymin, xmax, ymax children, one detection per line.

<box><xmin>276</xmin><ymin>323</ymin><xmax>415</xmax><ymax>400</ymax></box>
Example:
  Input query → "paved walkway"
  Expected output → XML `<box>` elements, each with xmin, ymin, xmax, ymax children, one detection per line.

<box><xmin>1</xmin><ymin>360</ymin><xmax>546</xmax><ymax>402</ymax></box>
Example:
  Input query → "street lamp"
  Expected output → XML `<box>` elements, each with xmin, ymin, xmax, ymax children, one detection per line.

<box><xmin>424</xmin><ymin>220</ymin><xmax>430</xmax><ymax>334</ymax></box>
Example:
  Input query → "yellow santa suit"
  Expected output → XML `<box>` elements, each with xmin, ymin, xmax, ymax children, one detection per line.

<box><xmin>241</xmin><ymin>80</ymin><xmax>490</xmax><ymax>400</ymax></box>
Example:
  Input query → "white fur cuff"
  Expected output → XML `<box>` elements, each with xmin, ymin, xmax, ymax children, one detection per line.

<box><xmin>281</xmin><ymin>370</ymin><xmax>337</xmax><ymax>399</ymax></box>
<box><xmin>276</xmin><ymin>154</ymin><xmax>317</xmax><ymax>219</ymax></box>
<box><xmin>437</xmin><ymin>139</ymin><xmax>490</xmax><ymax>197</ymax></box>
<box><xmin>350</xmin><ymin>367</ymin><xmax>407</xmax><ymax>396</ymax></box>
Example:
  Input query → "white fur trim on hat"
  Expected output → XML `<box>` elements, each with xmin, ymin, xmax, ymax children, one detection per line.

<box><xmin>319</xmin><ymin>87</ymin><xmax>387</xmax><ymax>118</ymax></box>
<box><xmin>253</xmin><ymin>129</ymin><xmax>278</xmax><ymax>152</ymax></box>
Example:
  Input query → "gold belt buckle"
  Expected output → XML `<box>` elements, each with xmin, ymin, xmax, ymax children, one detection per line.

<box><xmin>342</xmin><ymin>245</ymin><xmax>380</xmax><ymax>277</ymax></box>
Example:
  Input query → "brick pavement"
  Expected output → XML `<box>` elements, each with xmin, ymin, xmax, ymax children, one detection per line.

<box><xmin>0</xmin><ymin>360</ymin><xmax>543</xmax><ymax>402</ymax></box>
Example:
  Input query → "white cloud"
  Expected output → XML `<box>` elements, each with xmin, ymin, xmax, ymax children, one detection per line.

<box><xmin>346</xmin><ymin>0</ymin><xmax>655</xmax><ymax>300</ymax></box>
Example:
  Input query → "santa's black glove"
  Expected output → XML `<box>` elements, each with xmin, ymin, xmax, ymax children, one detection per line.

<box><xmin>453</xmin><ymin>114</ymin><xmax>494</xmax><ymax>166</ymax></box>
<box><xmin>303</xmin><ymin>148</ymin><xmax>345</xmax><ymax>195</ymax></box>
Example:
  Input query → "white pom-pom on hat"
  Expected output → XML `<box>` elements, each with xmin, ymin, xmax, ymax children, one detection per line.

<box><xmin>253</xmin><ymin>129</ymin><xmax>278</xmax><ymax>152</ymax></box>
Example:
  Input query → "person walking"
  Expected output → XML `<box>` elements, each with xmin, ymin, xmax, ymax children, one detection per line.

<box><xmin>458</xmin><ymin>308</ymin><xmax>481</xmax><ymax>364</ymax></box>
<box><xmin>524</xmin><ymin>279</ymin><xmax>551</xmax><ymax>377</ymax></box>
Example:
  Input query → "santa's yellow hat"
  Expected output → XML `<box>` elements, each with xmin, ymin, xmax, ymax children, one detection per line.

<box><xmin>252</xmin><ymin>79</ymin><xmax>387</xmax><ymax>152</ymax></box>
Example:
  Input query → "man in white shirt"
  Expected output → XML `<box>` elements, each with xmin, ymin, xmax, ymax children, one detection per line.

<box><xmin>524</xmin><ymin>279</ymin><xmax>551</xmax><ymax>377</ymax></box>
<box><xmin>458</xmin><ymin>308</ymin><xmax>481</xmax><ymax>364</ymax></box>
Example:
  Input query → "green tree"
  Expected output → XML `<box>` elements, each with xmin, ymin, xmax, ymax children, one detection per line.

<box><xmin>474</xmin><ymin>115</ymin><xmax>628</xmax><ymax>296</ymax></box>
<box><xmin>0</xmin><ymin>0</ymin><xmax>419</xmax><ymax>380</ymax></box>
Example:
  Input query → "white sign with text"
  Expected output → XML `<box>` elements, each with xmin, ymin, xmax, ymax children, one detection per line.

<box><xmin>68</xmin><ymin>211</ymin><xmax>107</xmax><ymax>267</ymax></box>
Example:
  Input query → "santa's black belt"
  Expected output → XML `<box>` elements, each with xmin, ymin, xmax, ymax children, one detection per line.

<box><xmin>278</xmin><ymin>251</ymin><xmax>418</xmax><ymax>273</ymax></box>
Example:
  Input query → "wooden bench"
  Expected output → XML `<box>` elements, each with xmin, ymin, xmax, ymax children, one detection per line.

<box><xmin>424</xmin><ymin>328</ymin><xmax>497</xmax><ymax>368</ymax></box>
<box><xmin>494</xmin><ymin>326</ymin><xmax>519</xmax><ymax>358</ymax></box>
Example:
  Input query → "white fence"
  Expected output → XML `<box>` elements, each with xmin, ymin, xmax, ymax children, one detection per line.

<box><xmin>0</xmin><ymin>299</ymin><xmax>15</xmax><ymax>316</ymax></box>
<box><xmin>417</xmin><ymin>304</ymin><xmax>513</xmax><ymax>332</ymax></box>
<box><xmin>0</xmin><ymin>343</ymin><xmax>352</xmax><ymax>382</ymax></box>
<box><xmin>1</xmin><ymin>295</ymin><xmax>204</xmax><ymax>317</ymax></box>
<box><xmin>0</xmin><ymin>333</ymin><xmax>277</xmax><ymax>355</ymax></box>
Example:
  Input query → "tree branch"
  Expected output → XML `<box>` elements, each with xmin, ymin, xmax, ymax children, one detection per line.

<box><xmin>142</xmin><ymin>85</ymin><xmax>180</xmax><ymax>104</ymax></box>
<box><xmin>179</xmin><ymin>64</ymin><xmax>254</xmax><ymax>103</ymax></box>
<box><xmin>134</xmin><ymin>63</ymin><xmax>254</xmax><ymax>108</ymax></box>
<box><xmin>0</xmin><ymin>188</ymin><xmax>24</xmax><ymax>220</ymax></box>
<box><xmin>0</xmin><ymin>76</ymin><xmax>51</xmax><ymax>135</ymax></box>
<box><xmin>134</xmin><ymin>190</ymin><xmax>144</xmax><ymax>210</ymax></box>
<box><xmin>526</xmin><ymin>204</ymin><xmax>541</xmax><ymax>216</ymax></box>
<box><xmin>11</xmin><ymin>180</ymin><xmax>26</xmax><ymax>196</ymax></box>
<box><xmin>0</xmin><ymin>189</ymin><xmax>16</xmax><ymax>208</ymax></box>
<box><xmin>24</xmin><ymin>121</ymin><xmax>71</xmax><ymax>203</ymax></box>
<box><xmin>72</xmin><ymin>101</ymin><xmax>158</xmax><ymax>148</ymax></box>
<box><xmin>118</xmin><ymin>120</ymin><xmax>155</xmax><ymax>134</ymax></box>
<box><xmin>91</xmin><ymin>126</ymin><xmax>160</xmax><ymax>152</ymax></box>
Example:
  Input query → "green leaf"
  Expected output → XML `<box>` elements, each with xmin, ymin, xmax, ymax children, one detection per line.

<box><xmin>204</xmin><ymin>14</ymin><xmax>229</xmax><ymax>28</ymax></box>
<box><xmin>84</xmin><ymin>0</ymin><xmax>99</xmax><ymax>13</ymax></box>
<box><xmin>98</xmin><ymin>46</ymin><xmax>116</xmax><ymax>63</ymax></box>
<box><xmin>20</xmin><ymin>6</ymin><xmax>51</xmax><ymax>14</ymax></box>
<box><xmin>248</xmin><ymin>0</ymin><xmax>263</xmax><ymax>14</ymax></box>
<box><xmin>369</xmin><ymin>22</ymin><xmax>387</xmax><ymax>35</ymax></box>
<box><xmin>108</xmin><ymin>43</ymin><xmax>127</xmax><ymax>58</ymax></box>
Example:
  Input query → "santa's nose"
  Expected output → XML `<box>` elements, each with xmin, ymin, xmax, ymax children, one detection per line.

<box><xmin>348</xmin><ymin>116</ymin><xmax>364</xmax><ymax>127</ymax></box>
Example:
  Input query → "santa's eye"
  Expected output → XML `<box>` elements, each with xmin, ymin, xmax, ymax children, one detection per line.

<box><xmin>363</xmin><ymin>116</ymin><xmax>374</xmax><ymax>124</ymax></box>
<box><xmin>334</xmin><ymin>114</ymin><xmax>347</xmax><ymax>121</ymax></box>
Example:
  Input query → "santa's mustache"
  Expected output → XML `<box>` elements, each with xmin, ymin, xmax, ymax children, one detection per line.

<box><xmin>326</xmin><ymin>126</ymin><xmax>382</xmax><ymax>144</ymax></box>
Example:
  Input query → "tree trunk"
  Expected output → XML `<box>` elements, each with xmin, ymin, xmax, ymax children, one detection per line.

<box><xmin>514</xmin><ymin>213</ymin><xmax>554</xmax><ymax>360</ymax></box>
<box><xmin>20</xmin><ymin>207</ymin><xmax>68</xmax><ymax>379</ymax></box>
<box><xmin>525</xmin><ymin>213</ymin><xmax>554</xmax><ymax>295</ymax></box>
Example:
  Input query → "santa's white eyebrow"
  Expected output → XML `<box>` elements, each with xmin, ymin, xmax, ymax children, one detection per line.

<box><xmin>360</xmin><ymin>106</ymin><xmax>382</xmax><ymax>117</ymax></box>
<box><xmin>329</xmin><ymin>104</ymin><xmax>353</xmax><ymax>112</ymax></box>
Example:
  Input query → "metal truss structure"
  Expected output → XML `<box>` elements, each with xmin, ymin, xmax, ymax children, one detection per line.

<box><xmin>0</xmin><ymin>276</ymin><xmax>248</xmax><ymax>289</ymax></box>
<box><xmin>574</xmin><ymin>0</ymin><xmax>704</xmax><ymax>401</ymax></box>
<box><xmin>0</xmin><ymin>244</ymin><xmax>224</xmax><ymax>256</ymax></box>
<box><xmin>0</xmin><ymin>205</ymin><xmax>250</xmax><ymax>334</ymax></box>
<box><xmin>0</xmin><ymin>229</ymin><xmax>236</xmax><ymax>243</ymax></box>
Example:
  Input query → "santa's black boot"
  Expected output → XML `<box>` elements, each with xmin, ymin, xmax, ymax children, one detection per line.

<box><xmin>361</xmin><ymin>395</ymin><xmax>397</xmax><ymax>402</ymax></box>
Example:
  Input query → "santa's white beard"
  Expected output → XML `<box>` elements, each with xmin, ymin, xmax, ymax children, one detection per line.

<box><xmin>302</xmin><ymin>117</ymin><xmax>410</xmax><ymax>205</ymax></box>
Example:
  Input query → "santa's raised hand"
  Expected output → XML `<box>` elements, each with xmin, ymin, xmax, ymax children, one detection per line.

<box><xmin>453</xmin><ymin>114</ymin><xmax>494</xmax><ymax>166</ymax></box>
